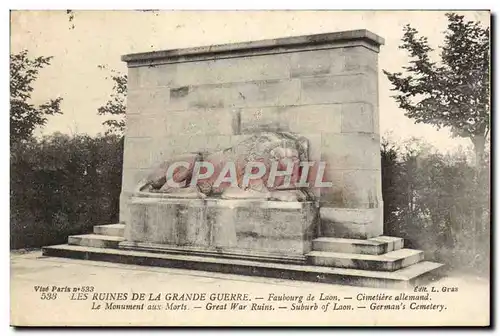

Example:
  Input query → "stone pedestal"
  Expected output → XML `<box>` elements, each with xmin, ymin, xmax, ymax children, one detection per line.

<box><xmin>124</xmin><ymin>194</ymin><xmax>318</xmax><ymax>263</ymax></box>
<box><xmin>119</xmin><ymin>29</ymin><xmax>385</xmax><ymax>240</ymax></box>
<box><xmin>319</xmin><ymin>207</ymin><xmax>383</xmax><ymax>239</ymax></box>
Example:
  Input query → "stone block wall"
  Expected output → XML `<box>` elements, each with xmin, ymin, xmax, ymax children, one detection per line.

<box><xmin>121</xmin><ymin>30</ymin><xmax>385</xmax><ymax>239</ymax></box>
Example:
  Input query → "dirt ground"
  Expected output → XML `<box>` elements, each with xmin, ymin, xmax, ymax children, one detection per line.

<box><xmin>10</xmin><ymin>250</ymin><xmax>490</xmax><ymax>327</ymax></box>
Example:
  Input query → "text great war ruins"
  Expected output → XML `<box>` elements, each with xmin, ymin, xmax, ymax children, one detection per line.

<box><xmin>44</xmin><ymin>29</ymin><xmax>443</xmax><ymax>287</ymax></box>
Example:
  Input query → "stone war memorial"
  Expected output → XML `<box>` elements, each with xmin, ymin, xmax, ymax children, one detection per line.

<box><xmin>43</xmin><ymin>29</ymin><xmax>443</xmax><ymax>288</ymax></box>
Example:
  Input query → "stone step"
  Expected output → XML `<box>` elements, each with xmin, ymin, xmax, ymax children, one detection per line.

<box><xmin>312</xmin><ymin>236</ymin><xmax>404</xmax><ymax>255</ymax></box>
<box><xmin>119</xmin><ymin>241</ymin><xmax>306</xmax><ymax>264</ymax></box>
<box><xmin>93</xmin><ymin>224</ymin><xmax>125</xmax><ymax>237</ymax></box>
<box><xmin>306</xmin><ymin>248</ymin><xmax>424</xmax><ymax>271</ymax></box>
<box><xmin>41</xmin><ymin>244</ymin><xmax>444</xmax><ymax>289</ymax></box>
<box><xmin>68</xmin><ymin>234</ymin><xmax>125</xmax><ymax>249</ymax></box>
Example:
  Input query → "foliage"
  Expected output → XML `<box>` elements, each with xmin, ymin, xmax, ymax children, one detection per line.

<box><xmin>381</xmin><ymin>137</ymin><xmax>490</xmax><ymax>274</ymax></box>
<box><xmin>10</xmin><ymin>50</ymin><xmax>63</xmax><ymax>143</ymax></box>
<box><xmin>383</xmin><ymin>13</ymin><xmax>490</xmax><ymax>165</ymax></box>
<box><xmin>10</xmin><ymin>133</ymin><xmax>124</xmax><ymax>249</ymax></box>
<box><xmin>97</xmin><ymin>65</ymin><xmax>127</xmax><ymax>136</ymax></box>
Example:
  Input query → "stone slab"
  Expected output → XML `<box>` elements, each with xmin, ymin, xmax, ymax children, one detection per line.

<box><xmin>122</xmin><ymin>30</ymin><xmax>385</xmax><ymax>65</ymax></box>
<box><xmin>300</xmin><ymin>74</ymin><xmax>375</xmax><ymax>105</ymax></box>
<box><xmin>312</xmin><ymin>236</ymin><xmax>404</xmax><ymax>255</ymax></box>
<box><xmin>68</xmin><ymin>234</ymin><xmax>125</xmax><ymax>249</ymax></box>
<box><xmin>319</xmin><ymin>207</ymin><xmax>383</xmax><ymax>239</ymax></box>
<box><xmin>170</xmin><ymin>54</ymin><xmax>292</xmax><ymax>87</ymax></box>
<box><xmin>343</xmin><ymin>46</ymin><xmax>379</xmax><ymax>74</ymax></box>
<box><xmin>41</xmin><ymin>244</ymin><xmax>442</xmax><ymax>289</ymax></box>
<box><xmin>282</xmin><ymin>104</ymin><xmax>342</xmax><ymax>134</ymax></box>
<box><xmin>129</xmin><ymin>63</ymin><xmax>177</xmax><ymax>90</ymax></box>
<box><xmin>126</xmin><ymin>86</ymin><xmax>171</xmax><ymax>114</ymax></box>
<box><xmin>306</xmin><ymin>248</ymin><xmax>424</xmax><ymax>271</ymax></box>
<box><xmin>341</xmin><ymin>103</ymin><xmax>375</xmax><ymax>133</ymax></box>
<box><xmin>93</xmin><ymin>224</ymin><xmax>125</xmax><ymax>237</ymax></box>
<box><xmin>122</xmin><ymin>137</ymin><xmax>154</xmax><ymax>170</ymax></box>
<box><xmin>371</xmin><ymin>236</ymin><xmax>405</xmax><ymax>252</ymax></box>
<box><xmin>336</xmin><ymin>170</ymin><xmax>383</xmax><ymax>208</ymax></box>
<box><xmin>321</xmin><ymin>133</ymin><xmax>381</xmax><ymax>171</ymax></box>
<box><xmin>164</xmin><ymin>109</ymin><xmax>236</xmax><ymax>136</ymax></box>
<box><xmin>166</xmin><ymin>79</ymin><xmax>301</xmax><ymax>111</ymax></box>
<box><xmin>239</xmin><ymin>106</ymin><xmax>282</xmax><ymax>133</ymax></box>
<box><xmin>126</xmin><ymin>196</ymin><xmax>318</xmax><ymax>257</ymax></box>
<box><xmin>290</xmin><ymin>49</ymin><xmax>343</xmax><ymax>77</ymax></box>
<box><xmin>119</xmin><ymin>241</ymin><xmax>305</xmax><ymax>264</ymax></box>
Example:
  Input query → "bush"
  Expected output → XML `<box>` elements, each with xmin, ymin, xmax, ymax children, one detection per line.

<box><xmin>381</xmin><ymin>138</ymin><xmax>490</xmax><ymax>275</ymax></box>
<box><xmin>10</xmin><ymin>133</ymin><xmax>123</xmax><ymax>249</ymax></box>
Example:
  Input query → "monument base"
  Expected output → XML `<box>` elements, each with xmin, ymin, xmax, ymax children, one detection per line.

<box><xmin>125</xmin><ymin>195</ymin><xmax>318</xmax><ymax>263</ymax></box>
<box><xmin>43</xmin><ymin>224</ymin><xmax>444</xmax><ymax>289</ymax></box>
<box><xmin>320</xmin><ymin>207</ymin><xmax>384</xmax><ymax>239</ymax></box>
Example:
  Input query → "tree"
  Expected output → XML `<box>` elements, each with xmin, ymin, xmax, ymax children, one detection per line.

<box><xmin>97</xmin><ymin>65</ymin><xmax>127</xmax><ymax>136</ymax></box>
<box><xmin>11</xmin><ymin>132</ymin><xmax>123</xmax><ymax>248</ymax></box>
<box><xmin>383</xmin><ymin>13</ymin><xmax>490</xmax><ymax>167</ymax></box>
<box><xmin>10</xmin><ymin>50</ymin><xmax>63</xmax><ymax>143</ymax></box>
<box><xmin>380</xmin><ymin>137</ymin><xmax>488</xmax><ymax>272</ymax></box>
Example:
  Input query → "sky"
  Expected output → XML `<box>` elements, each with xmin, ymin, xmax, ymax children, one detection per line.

<box><xmin>10</xmin><ymin>10</ymin><xmax>490</xmax><ymax>153</ymax></box>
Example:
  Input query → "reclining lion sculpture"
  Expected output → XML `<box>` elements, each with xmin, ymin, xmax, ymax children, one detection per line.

<box><xmin>136</xmin><ymin>132</ymin><xmax>315</xmax><ymax>202</ymax></box>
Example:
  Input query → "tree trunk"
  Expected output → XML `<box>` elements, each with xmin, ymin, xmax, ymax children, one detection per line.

<box><xmin>471</xmin><ymin>135</ymin><xmax>486</xmax><ymax>168</ymax></box>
